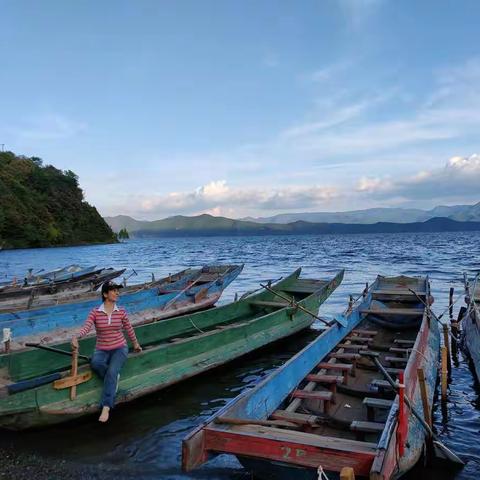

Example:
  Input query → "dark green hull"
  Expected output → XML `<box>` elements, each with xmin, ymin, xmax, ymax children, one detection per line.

<box><xmin>0</xmin><ymin>268</ymin><xmax>343</xmax><ymax>430</ymax></box>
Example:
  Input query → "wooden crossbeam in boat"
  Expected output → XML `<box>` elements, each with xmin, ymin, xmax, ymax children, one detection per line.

<box><xmin>363</xmin><ymin>397</ymin><xmax>394</xmax><ymax>421</ymax></box>
<box><xmin>292</xmin><ymin>390</ymin><xmax>333</xmax><ymax>401</ymax></box>
<box><xmin>329</xmin><ymin>352</ymin><xmax>361</xmax><ymax>360</ymax></box>
<box><xmin>281</xmin><ymin>286</ymin><xmax>319</xmax><ymax>294</ymax></box>
<box><xmin>389</xmin><ymin>347</ymin><xmax>410</xmax><ymax>355</ymax></box>
<box><xmin>346</xmin><ymin>336</ymin><xmax>374</xmax><ymax>344</ymax></box>
<box><xmin>372</xmin><ymin>289</ymin><xmax>427</xmax><ymax>296</ymax></box>
<box><xmin>249</xmin><ymin>300</ymin><xmax>289</xmax><ymax>308</ymax></box>
<box><xmin>271</xmin><ymin>410</ymin><xmax>322</xmax><ymax>426</ymax></box>
<box><xmin>305</xmin><ymin>374</ymin><xmax>343</xmax><ymax>399</ymax></box>
<box><xmin>370</xmin><ymin>379</ymin><xmax>394</xmax><ymax>395</ymax></box>
<box><xmin>359</xmin><ymin>308</ymin><xmax>424</xmax><ymax>316</ymax></box>
<box><xmin>393</xmin><ymin>339</ymin><xmax>415</xmax><ymax>346</ymax></box>
<box><xmin>306</xmin><ymin>374</ymin><xmax>344</xmax><ymax>384</ymax></box>
<box><xmin>291</xmin><ymin>389</ymin><xmax>333</xmax><ymax>414</ymax></box>
<box><xmin>317</xmin><ymin>362</ymin><xmax>354</xmax><ymax>379</ymax></box>
<box><xmin>336</xmin><ymin>343</ymin><xmax>368</xmax><ymax>351</ymax></box>
<box><xmin>350</xmin><ymin>420</ymin><xmax>385</xmax><ymax>440</ymax></box>
<box><xmin>351</xmin><ymin>329</ymin><xmax>378</xmax><ymax>336</ymax></box>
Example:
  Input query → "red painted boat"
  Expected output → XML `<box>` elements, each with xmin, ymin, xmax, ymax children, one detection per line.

<box><xmin>182</xmin><ymin>275</ymin><xmax>440</xmax><ymax>480</ymax></box>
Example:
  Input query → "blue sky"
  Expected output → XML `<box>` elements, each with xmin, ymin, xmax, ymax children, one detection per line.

<box><xmin>1</xmin><ymin>0</ymin><xmax>480</xmax><ymax>219</ymax></box>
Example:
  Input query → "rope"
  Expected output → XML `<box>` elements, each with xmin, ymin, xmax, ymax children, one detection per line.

<box><xmin>317</xmin><ymin>465</ymin><xmax>331</xmax><ymax>480</ymax></box>
<box><xmin>189</xmin><ymin>318</ymin><xmax>205</xmax><ymax>334</ymax></box>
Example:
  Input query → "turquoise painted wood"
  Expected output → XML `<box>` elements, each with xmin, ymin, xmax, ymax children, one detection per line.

<box><xmin>461</xmin><ymin>274</ymin><xmax>480</xmax><ymax>381</ymax></box>
<box><xmin>0</xmin><ymin>265</ymin><xmax>242</xmax><ymax>341</ymax></box>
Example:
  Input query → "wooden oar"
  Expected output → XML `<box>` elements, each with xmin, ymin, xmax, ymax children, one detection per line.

<box><xmin>260</xmin><ymin>283</ymin><xmax>345</xmax><ymax>327</ymax></box>
<box><xmin>161</xmin><ymin>278</ymin><xmax>201</xmax><ymax>311</ymax></box>
<box><xmin>360</xmin><ymin>351</ymin><xmax>464</xmax><ymax>466</ymax></box>
<box><xmin>25</xmin><ymin>342</ymin><xmax>90</xmax><ymax>361</ymax></box>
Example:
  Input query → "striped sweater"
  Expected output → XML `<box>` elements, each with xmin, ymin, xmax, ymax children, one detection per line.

<box><xmin>77</xmin><ymin>303</ymin><xmax>138</xmax><ymax>350</ymax></box>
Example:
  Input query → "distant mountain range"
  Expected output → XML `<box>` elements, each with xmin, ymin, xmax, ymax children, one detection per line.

<box><xmin>104</xmin><ymin>214</ymin><xmax>480</xmax><ymax>238</ymax></box>
<box><xmin>242</xmin><ymin>202</ymin><xmax>480</xmax><ymax>224</ymax></box>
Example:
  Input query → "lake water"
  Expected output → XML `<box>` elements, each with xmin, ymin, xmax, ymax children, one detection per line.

<box><xmin>0</xmin><ymin>232</ymin><xmax>479</xmax><ymax>479</ymax></box>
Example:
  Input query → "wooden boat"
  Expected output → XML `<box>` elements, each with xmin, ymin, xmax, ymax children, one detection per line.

<box><xmin>0</xmin><ymin>264</ymin><xmax>81</xmax><ymax>287</ymax></box>
<box><xmin>0</xmin><ymin>267</ymin><xmax>127</xmax><ymax>311</ymax></box>
<box><xmin>461</xmin><ymin>273</ymin><xmax>480</xmax><ymax>381</ymax></box>
<box><xmin>0</xmin><ymin>268</ymin><xmax>343</xmax><ymax>430</ymax></box>
<box><xmin>183</xmin><ymin>275</ymin><xmax>439</xmax><ymax>480</ymax></box>
<box><xmin>0</xmin><ymin>265</ymin><xmax>243</xmax><ymax>351</ymax></box>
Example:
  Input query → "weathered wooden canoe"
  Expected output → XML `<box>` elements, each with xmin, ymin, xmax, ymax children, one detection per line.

<box><xmin>183</xmin><ymin>275</ymin><xmax>439</xmax><ymax>480</ymax></box>
<box><xmin>0</xmin><ymin>265</ymin><xmax>243</xmax><ymax>350</ymax></box>
<box><xmin>460</xmin><ymin>273</ymin><xmax>480</xmax><ymax>381</ymax></box>
<box><xmin>0</xmin><ymin>268</ymin><xmax>343</xmax><ymax>430</ymax></box>
<box><xmin>0</xmin><ymin>267</ymin><xmax>127</xmax><ymax>312</ymax></box>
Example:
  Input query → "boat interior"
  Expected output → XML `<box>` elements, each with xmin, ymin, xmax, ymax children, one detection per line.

<box><xmin>221</xmin><ymin>280</ymin><xmax>428</xmax><ymax>461</ymax></box>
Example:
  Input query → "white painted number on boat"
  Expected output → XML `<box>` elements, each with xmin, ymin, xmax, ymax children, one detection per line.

<box><xmin>280</xmin><ymin>446</ymin><xmax>306</xmax><ymax>459</ymax></box>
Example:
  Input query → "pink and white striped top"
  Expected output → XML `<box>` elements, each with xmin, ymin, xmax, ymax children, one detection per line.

<box><xmin>77</xmin><ymin>303</ymin><xmax>138</xmax><ymax>350</ymax></box>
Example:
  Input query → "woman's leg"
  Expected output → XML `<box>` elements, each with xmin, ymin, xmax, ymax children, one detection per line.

<box><xmin>91</xmin><ymin>349</ymin><xmax>109</xmax><ymax>378</ymax></box>
<box><xmin>100</xmin><ymin>346</ymin><xmax>128</xmax><ymax>409</ymax></box>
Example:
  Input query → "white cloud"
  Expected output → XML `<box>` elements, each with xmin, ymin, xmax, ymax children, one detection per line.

<box><xmin>112</xmin><ymin>180</ymin><xmax>341</xmax><ymax>218</ymax></box>
<box><xmin>356</xmin><ymin>154</ymin><xmax>480</xmax><ymax>202</ymax></box>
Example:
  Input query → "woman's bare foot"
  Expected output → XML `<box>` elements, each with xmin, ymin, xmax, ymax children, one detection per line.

<box><xmin>98</xmin><ymin>406</ymin><xmax>110</xmax><ymax>423</ymax></box>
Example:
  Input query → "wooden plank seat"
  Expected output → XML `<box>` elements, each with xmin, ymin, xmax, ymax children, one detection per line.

<box><xmin>291</xmin><ymin>389</ymin><xmax>333</xmax><ymax>413</ymax></box>
<box><xmin>370</xmin><ymin>379</ymin><xmax>394</xmax><ymax>395</ymax></box>
<box><xmin>306</xmin><ymin>374</ymin><xmax>344</xmax><ymax>400</ymax></box>
<box><xmin>329</xmin><ymin>352</ymin><xmax>360</xmax><ymax>361</ymax></box>
<box><xmin>389</xmin><ymin>347</ymin><xmax>410</xmax><ymax>355</ymax></box>
<box><xmin>363</xmin><ymin>397</ymin><xmax>394</xmax><ymax>421</ymax></box>
<box><xmin>249</xmin><ymin>300</ymin><xmax>289</xmax><ymax>308</ymax></box>
<box><xmin>271</xmin><ymin>410</ymin><xmax>322</xmax><ymax>426</ymax></box>
<box><xmin>385</xmin><ymin>356</ymin><xmax>408</xmax><ymax>365</ymax></box>
<box><xmin>346</xmin><ymin>336</ymin><xmax>374</xmax><ymax>344</ymax></box>
<box><xmin>282</xmin><ymin>286</ymin><xmax>318</xmax><ymax>294</ymax></box>
<box><xmin>372</xmin><ymin>289</ymin><xmax>426</xmax><ymax>296</ymax></box>
<box><xmin>351</xmin><ymin>329</ymin><xmax>378</xmax><ymax>336</ymax></box>
<box><xmin>306</xmin><ymin>374</ymin><xmax>344</xmax><ymax>384</ymax></box>
<box><xmin>359</xmin><ymin>308</ymin><xmax>424</xmax><ymax>316</ymax></box>
<box><xmin>337</xmin><ymin>343</ymin><xmax>368</xmax><ymax>350</ymax></box>
<box><xmin>393</xmin><ymin>339</ymin><xmax>415</xmax><ymax>346</ymax></box>
<box><xmin>351</xmin><ymin>420</ymin><xmax>385</xmax><ymax>440</ymax></box>
<box><xmin>318</xmin><ymin>362</ymin><xmax>354</xmax><ymax>382</ymax></box>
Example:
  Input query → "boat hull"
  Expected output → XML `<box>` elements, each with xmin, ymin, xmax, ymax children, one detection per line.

<box><xmin>0</xmin><ymin>265</ymin><xmax>242</xmax><ymax>350</ymax></box>
<box><xmin>0</xmin><ymin>269</ymin><xmax>343</xmax><ymax>430</ymax></box>
<box><xmin>182</xmin><ymin>275</ymin><xmax>438</xmax><ymax>480</ymax></box>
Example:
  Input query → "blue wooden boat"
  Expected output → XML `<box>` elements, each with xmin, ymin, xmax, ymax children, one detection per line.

<box><xmin>1</xmin><ymin>265</ymin><xmax>243</xmax><ymax>351</ymax></box>
<box><xmin>0</xmin><ymin>267</ymin><xmax>127</xmax><ymax>311</ymax></box>
<box><xmin>461</xmin><ymin>273</ymin><xmax>480</xmax><ymax>381</ymax></box>
<box><xmin>183</xmin><ymin>275</ymin><xmax>439</xmax><ymax>480</ymax></box>
<box><xmin>0</xmin><ymin>264</ymin><xmax>80</xmax><ymax>287</ymax></box>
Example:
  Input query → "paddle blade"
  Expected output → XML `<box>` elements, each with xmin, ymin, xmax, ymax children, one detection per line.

<box><xmin>433</xmin><ymin>441</ymin><xmax>464</xmax><ymax>466</ymax></box>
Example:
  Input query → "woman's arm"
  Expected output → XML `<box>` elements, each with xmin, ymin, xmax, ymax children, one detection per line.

<box><xmin>122</xmin><ymin>311</ymin><xmax>142</xmax><ymax>352</ymax></box>
<box><xmin>71</xmin><ymin>310</ymin><xmax>96</xmax><ymax>347</ymax></box>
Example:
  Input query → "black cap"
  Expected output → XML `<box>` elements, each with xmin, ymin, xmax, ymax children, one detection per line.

<box><xmin>101</xmin><ymin>281</ymin><xmax>123</xmax><ymax>296</ymax></box>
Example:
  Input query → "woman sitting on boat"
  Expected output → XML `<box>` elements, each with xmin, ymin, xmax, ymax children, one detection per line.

<box><xmin>71</xmin><ymin>281</ymin><xmax>142</xmax><ymax>423</ymax></box>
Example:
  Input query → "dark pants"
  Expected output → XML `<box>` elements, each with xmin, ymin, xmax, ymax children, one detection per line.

<box><xmin>91</xmin><ymin>345</ymin><xmax>128</xmax><ymax>408</ymax></box>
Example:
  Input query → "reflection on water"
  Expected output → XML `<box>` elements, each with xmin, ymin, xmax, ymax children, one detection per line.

<box><xmin>1</xmin><ymin>232</ymin><xmax>479</xmax><ymax>479</ymax></box>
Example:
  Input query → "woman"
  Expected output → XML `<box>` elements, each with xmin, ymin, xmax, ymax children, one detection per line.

<box><xmin>72</xmin><ymin>281</ymin><xmax>142</xmax><ymax>423</ymax></box>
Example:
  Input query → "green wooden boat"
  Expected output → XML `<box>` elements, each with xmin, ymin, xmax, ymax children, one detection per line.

<box><xmin>0</xmin><ymin>268</ymin><xmax>343</xmax><ymax>430</ymax></box>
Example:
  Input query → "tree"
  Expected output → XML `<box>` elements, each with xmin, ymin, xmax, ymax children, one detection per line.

<box><xmin>118</xmin><ymin>228</ymin><xmax>130</xmax><ymax>239</ymax></box>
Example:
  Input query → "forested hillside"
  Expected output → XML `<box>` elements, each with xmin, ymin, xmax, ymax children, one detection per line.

<box><xmin>0</xmin><ymin>151</ymin><xmax>117</xmax><ymax>249</ymax></box>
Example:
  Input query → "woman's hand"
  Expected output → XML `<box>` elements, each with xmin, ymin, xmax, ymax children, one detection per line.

<box><xmin>133</xmin><ymin>341</ymin><xmax>142</xmax><ymax>353</ymax></box>
<box><xmin>71</xmin><ymin>336</ymin><xmax>79</xmax><ymax>349</ymax></box>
